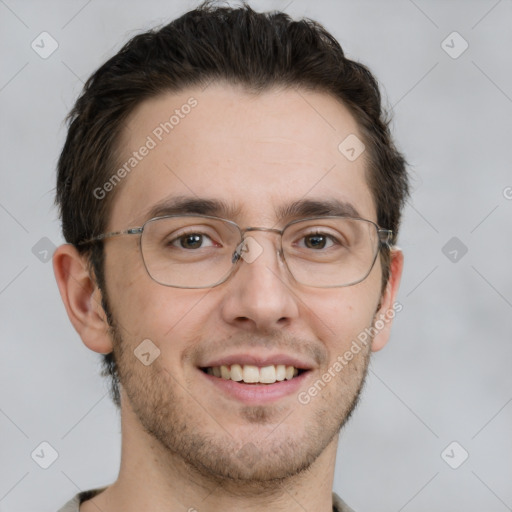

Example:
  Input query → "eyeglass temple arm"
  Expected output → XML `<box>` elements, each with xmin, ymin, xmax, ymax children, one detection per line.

<box><xmin>77</xmin><ymin>227</ymin><xmax>143</xmax><ymax>246</ymax></box>
<box><xmin>378</xmin><ymin>229</ymin><xmax>394</xmax><ymax>248</ymax></box>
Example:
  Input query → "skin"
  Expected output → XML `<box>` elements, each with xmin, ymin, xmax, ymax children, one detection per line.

<box><xmin>53</xmin><ymin>84</ymin><xmax>403</xmax><ymax>512</ymax></box>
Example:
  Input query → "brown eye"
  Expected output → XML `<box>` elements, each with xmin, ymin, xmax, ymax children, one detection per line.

<box><xmin>304</xmin><ymin>234</ymin><xmax>329</xmax><ymax>249</ymax></box>
<box><xmin>168</xmin><ymin>232</ymin><xmax>216</xmax><ymax>250</ymax></box>
<box><xmin>298</xmin><ymin>232</ymin><xmax>337</xmax><ymax>250</ymax></box>
<box><xmin>179</xmin><ymin>234</ymin><xmax>204</xmax><ymax>249</ymax></box>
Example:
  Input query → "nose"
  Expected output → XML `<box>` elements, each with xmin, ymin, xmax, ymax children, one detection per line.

<box><xmin>218</xmin><ymin>231</ymin><xmax>300</xmax><ymax>332</ymax></box>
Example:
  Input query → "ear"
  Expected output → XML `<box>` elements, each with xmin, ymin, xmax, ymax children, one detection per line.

<box><xmin>371</xmin><ymin>248</ymin><xmax>404</xmax><ymax>352</ymax></box>
<box><xmin>52</xmin><ymin>244</ymin><xmax>113</xmax><ymax>354</ymax></box>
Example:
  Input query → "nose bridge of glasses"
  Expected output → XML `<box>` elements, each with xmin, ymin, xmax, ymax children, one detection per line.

<box><xmin>235</xmin><ymin>226</ymin><xmax>284</xmax><ymax>262</ymax></box>
<box><xmin>243</xmin><ymin>226</ymin><xmax>282</xmax><ymax>238</ymax></box>
<box><xmin>244</xmin><ymin>227</ymin><xmax>283</xmax><ymax>247</ymax></box>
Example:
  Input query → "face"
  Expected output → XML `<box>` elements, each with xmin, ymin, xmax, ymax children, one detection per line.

<box><xmin>95</xmin><ymin>84</ymin><xmax>398</xmax><ymax>483</ymax></box>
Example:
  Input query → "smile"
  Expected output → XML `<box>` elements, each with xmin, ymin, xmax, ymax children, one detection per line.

<box><xmin>201</xmin><ymin>364</ymin><xmax>305</xmax><ymax>384</ymax></box>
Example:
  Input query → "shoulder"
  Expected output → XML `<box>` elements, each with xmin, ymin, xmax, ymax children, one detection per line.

<box><xmin>332</xmin><ymin>491</ymin><xmax>357</xmax><ymax>512</ymax></box>
<box><xmin>57</xmin><ymin>487</ymin><xmax>108</xmax><ymax>512</ymax></box>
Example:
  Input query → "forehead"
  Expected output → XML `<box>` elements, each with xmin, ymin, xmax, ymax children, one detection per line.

<box><xmin>108</xmin><ymin>83</ymin><xmax>375</xmax><ymax>229</ymax></box>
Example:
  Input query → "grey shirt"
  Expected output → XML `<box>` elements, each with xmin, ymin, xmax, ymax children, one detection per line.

<box><xmin>58</xmin><ymin>487</ymin><xmax>356</xmax><ymax>511</ymax></box>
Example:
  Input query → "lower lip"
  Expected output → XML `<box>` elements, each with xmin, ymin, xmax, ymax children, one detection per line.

<box><xmin>199</xmin><ymin>369</ymin><xmax>310</xmax><ymax>404</ymax></box>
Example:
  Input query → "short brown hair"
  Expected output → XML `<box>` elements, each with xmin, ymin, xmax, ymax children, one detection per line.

<box><xmin>56</xmin><ymin>1</ymin><xmax>409</xmax><ymax>407</ymax></box>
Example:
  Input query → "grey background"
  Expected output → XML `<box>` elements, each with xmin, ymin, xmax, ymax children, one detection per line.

<box><xmin>1</xmin><ymin>0</ymin><xmax>511</xmax><ymax>510</ymax></box>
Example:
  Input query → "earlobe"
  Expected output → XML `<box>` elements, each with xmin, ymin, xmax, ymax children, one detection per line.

<box><xmin>371</xmin><ymin>248</ymin><xmax>404</xmax><ymax>352</ymax></box>
<box><xmin>52</xmin><ymin>244</ymin><xmax>113</xmax><ymax>354</ymax></box>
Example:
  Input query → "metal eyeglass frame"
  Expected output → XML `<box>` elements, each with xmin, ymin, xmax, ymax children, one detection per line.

<box><xmin>76</xmin><ymin>214</ymin><xmax>393</xmax><ymax>289</ymax></box>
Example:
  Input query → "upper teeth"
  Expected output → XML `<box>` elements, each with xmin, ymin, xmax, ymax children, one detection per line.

<box><xmin>206</xmin><ymin>364</ymin><xmax>299</xmax><ymax>384</ymax></box>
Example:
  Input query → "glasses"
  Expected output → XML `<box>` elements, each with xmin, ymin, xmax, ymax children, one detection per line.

<box><xmin>78</xmin><ymin>214</ymin><xmax>392</xmax><ymax>289</ymax></box>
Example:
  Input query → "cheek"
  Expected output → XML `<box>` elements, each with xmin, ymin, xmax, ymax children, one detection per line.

<box><xmin>118</xmin><ymin>284</ymin><xmax>204</xmax><ymax>341</ymax></box>
<box><xmin>104</xmin><ymin>244</ymin><xmax>201</xmax><ymax>343</ymax></box>
<box><xmin>108</xmin><ymin>273</ymin><xmax>214</xmax><ymax>368</ymax></box>
<box><xmin>306</xmin><ymin>280</ymin><xmax>380</xmax><ymax>355</ymax></box>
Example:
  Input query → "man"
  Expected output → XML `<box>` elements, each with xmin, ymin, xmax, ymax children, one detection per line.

<box><xmin>53</xmin><ymin>2</ymin><xmax>409</xmax><ymax>511</ymax></box>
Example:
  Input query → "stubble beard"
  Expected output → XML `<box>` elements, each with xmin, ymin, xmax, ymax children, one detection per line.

<box><xmin>106</xmin><ymin>314</ymin><xmax>371</xmax><ymax>494</ymax></box>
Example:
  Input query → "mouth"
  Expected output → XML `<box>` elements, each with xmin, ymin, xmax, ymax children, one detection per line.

<box><xmin>200</xmin><ymin>364</ymin><xmax>307</xmax><ymax>384</ymax></box>
<box><xmin>197</xmin><ymin>354</ymin><xmax>314</xmax><ymax>404</ymax></box>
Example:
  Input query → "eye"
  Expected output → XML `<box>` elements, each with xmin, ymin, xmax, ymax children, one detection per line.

<box><xmin>297</xmin><ymin>232</ymin><xmax>339</xmax><ymax>250</ymax></box>
<box><xmin>169</xmin><ymin>231</ymin><xmax>218</xmax><ymax>250</ymax></box>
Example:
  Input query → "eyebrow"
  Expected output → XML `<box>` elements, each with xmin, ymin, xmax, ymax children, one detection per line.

<box><xmin>144</xmin><ymin>195</ymin><xmax>362</xmax><ymax>224</ymax></box>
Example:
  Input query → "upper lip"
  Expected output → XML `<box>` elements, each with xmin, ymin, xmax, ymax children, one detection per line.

<box><xmin>199</xmin><ymin>352</ymin><xmax>315</xmax><ymax>370</ymax></box>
